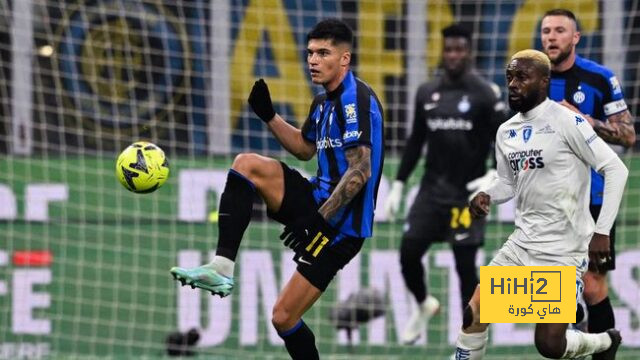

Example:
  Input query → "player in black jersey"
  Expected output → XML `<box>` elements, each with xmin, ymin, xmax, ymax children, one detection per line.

<box><xmin>541</xmin><ymin>9</ymin><xmax>636</xmax><ymax>348</ymax></box>
<box><xmin>384</xmin><ymin>24</ymin><xmax>506</xmax><ymax>344</ymax></box>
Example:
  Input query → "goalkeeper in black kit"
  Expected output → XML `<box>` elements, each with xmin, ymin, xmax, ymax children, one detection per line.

<box><xmin>384</xmin><ymin>24</ymin><xmax>506</xmax><ymax>344</ymax></box>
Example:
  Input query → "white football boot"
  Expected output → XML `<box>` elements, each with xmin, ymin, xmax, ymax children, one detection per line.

<box><xmin>402</xmin><ymin>294</ymin><xmax>440</xmax><ymax>344</ymax></box>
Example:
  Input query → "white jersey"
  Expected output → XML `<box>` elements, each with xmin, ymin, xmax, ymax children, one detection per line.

<box><xmin>491</xmin><ymin>99</ymin><xmax>618</xmax><ymax>256</ymax></box>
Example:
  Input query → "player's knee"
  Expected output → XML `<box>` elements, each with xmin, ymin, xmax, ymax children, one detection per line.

<box><xmin>231</xmin><ymin>153</ymin><xmax>269</xmax><ymax>181</ymax></box>
<box><xmin>584</xmin><ymin>270</ymin><xmax>607</xmax><ymax>285</ymax></box>
<box><xmin>534</xmin><ymin>332</ymin><xmax>565</xmax><ymax>359</ymax></box>
<box><xmin>231</xmin><ymin>153</ymin><xmax>263</xmax><ymax>179</ymax></box>
<box><xmin>271</xmin><ymin>304</ymin><xmax>296</xmax><ymax>332</ymax></box>
<box><xmin>583</xmin><ymin>274</ymin><xmax>608</xmax><ymax>304</ymax></box>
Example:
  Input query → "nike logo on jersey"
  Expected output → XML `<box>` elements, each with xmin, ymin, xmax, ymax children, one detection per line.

<box><xmin>424</xmin><ymin>103</ymin><xmax>438</xmax><ymax>111</ymax></box>
<box><xmin>454</xmin><ymin>233</ymin><xmax>470</xmax><ymax>241</ymax></box>
<box><xmin>298</xmin><ymin>256</ymin><xmax>312</xmax><ymax>265</ymax></box>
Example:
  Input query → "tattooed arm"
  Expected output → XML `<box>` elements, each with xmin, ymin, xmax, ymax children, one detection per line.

<box><xmin>558</xmin><ymin>101</ymin><xmax>636</xmax><ymax>147</ymax></box>
<box><xmin>318</xmin><ymin>145</ymin><xmax>371</xmax><ymax>220</ymax></box>
<box><xmin>593</xmin><ymin>110</ymin><xmax>636</xmax><ymax>148</ymax></box>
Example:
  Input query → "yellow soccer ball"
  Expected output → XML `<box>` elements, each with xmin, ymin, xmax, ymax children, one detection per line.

<box><xmin>116</xmin><ymin>141</ymin><xmax>169</xmax><ymax>193</ymax></box>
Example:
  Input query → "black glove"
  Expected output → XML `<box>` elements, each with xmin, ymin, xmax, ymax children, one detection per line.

<box><xmin>280</xmin><ymin>212</ymin><xmax>337</xmax><ymax>260</ymax></box>
<box><xmin>248</xmin><ymin>79</ymin><xmax>276</xmax><ymax>123</ymax></box>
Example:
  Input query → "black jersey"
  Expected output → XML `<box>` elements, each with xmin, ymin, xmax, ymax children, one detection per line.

<box><xmin>396</xmin><ymin>71</ymin><xmax>505</xmax><ymax>203</ymax></box>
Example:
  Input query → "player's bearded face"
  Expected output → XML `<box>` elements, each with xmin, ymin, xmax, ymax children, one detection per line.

<box><xmin>442</xmin><ymin>37</ymin><xmax>470</xmax><ymax>77</ymax></box>
<box><xmin>541</xmin><ymin>15</ymin><xmax>579</xmax><ymax>65</ymax></box>
<box><xmin>506</xmin><ymin>59</ymin><xmax>547</xmax><ymax>113</ymax></box>
<box><xmin>307</xmin><ymin>39</ymin><xmax>350</xmax><ymax>90</ymax></box>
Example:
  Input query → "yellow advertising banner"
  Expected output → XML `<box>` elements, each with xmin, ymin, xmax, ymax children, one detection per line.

<box><xmin>480</xmin><ymin>266</ymin><xmax>576</xmax><ymax>323</ymax></box>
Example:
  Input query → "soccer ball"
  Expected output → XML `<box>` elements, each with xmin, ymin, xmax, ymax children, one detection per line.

<box><xmin>116</xmin><ymin>141</ymin><xmax>169</xmax><ymax>193</ymax></box>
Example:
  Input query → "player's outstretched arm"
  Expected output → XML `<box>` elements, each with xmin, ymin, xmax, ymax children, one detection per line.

<box><xmin>319</xmin><ymin>145</ymin><xmax>371</xmax><ymax>219</ymax></box>
<box><xmin>247</xmin><ymin>79</ymin><xmax>316</xmax><ymax>160</ymax></box>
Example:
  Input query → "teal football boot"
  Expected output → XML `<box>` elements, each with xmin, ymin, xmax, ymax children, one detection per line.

<box><xmin>170</xmin><ymin>264</ymin><xmax>234</xmax><ymax>297</ymax></box>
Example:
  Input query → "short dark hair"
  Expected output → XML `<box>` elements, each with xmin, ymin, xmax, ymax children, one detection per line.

<box><xmin>542</xmin><ymin>9</ymin><xmax>579</xmax><ymax>30</ymax></box>
<box><xmin>441</xmin><ymin>24</ymin><xmax>472</xmax><ymax>43</ymax></box>
<box><xmin>307</xmin><ymin>18</ymin><xmax>353</xmax><ymax>47</ymax></box>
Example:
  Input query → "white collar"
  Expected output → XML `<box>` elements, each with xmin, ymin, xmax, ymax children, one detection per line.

<box><xmin>520</xmin><ymin>98</ymin><xmax>551</xmax><ymax>121</ymax></box>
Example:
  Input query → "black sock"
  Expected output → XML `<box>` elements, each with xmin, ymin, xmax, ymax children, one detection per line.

<box><xmin>215</xmin><ymin>169</ymin><xmax>255</xmax><ymax>261</ymax></box>
<box><xmin>278</xmin><ymin>320</ymin><xmax>319</xmax><ymax>360</ymax></box>
<box><xmin>588</xmin><ymin>297</ymin><xmax>615</xmax><ymax>333</ymax></box>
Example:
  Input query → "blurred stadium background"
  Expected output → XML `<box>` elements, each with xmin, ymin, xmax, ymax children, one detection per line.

<box><xmin>0</xmin><ymin>0</ymin><xmax>639</xmax><ymax>359</ymax></box>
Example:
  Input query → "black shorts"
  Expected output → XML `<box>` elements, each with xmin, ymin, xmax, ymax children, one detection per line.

<box><xmin>267</xmin><ymin>162</ymin><xmax>364</xmax><ymax>291</ymax></box>
<box><xmin>589</xmin><ymin>204</ymin><xmax>616</xmax><ymax>271</ymax></box>
<box><xmin>403</xmin><ymin>189</ymin><xmax>485</xmax><ymax>246</ymax></box>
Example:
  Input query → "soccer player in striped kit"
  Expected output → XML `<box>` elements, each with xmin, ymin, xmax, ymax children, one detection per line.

<box><xmin>541</xmin><ymin>10</ymin><xmax>636</xmax><ymax>351</ymax></box>
<box><xmin>171</xmin><ymin>19</ymin><xmax>384</xmax><ymax>359</ymax></box>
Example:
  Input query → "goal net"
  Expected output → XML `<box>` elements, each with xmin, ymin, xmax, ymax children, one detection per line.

<box><xmin>0</xmin><ymin>1</ymin><xmax>638</xmax><ymax>359</ymax></box>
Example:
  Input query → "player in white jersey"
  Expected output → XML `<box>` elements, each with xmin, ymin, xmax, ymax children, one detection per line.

<box><xmin>453</xmin><ymin>50</ymin><xmax>627</xmax><ymax>360</ymax></box>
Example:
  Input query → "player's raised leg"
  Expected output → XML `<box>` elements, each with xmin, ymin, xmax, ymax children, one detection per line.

<box><xmin>170</xmin><ymin>153</ymin><xmax>285</xmax><ymax>297</ymax></box>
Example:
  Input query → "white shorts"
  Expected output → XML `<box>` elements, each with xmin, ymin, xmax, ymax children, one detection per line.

<box><xmin>488</xmin><ymin>240</ymin><xmax>589</xmax><ymax>299</ymax></box>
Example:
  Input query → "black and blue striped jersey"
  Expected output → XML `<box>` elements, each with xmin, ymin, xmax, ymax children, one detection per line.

<box><xmin>301</xmin><ymin>70</ymin><xmax>384</xmax><ymax>240</ymax></box>
<box><xmin>549</xmin><ymin>55</ymin><xmax>628</xmax><ymax>205</ymax></box>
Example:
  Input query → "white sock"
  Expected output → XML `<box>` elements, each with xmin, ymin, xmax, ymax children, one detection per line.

<box><xmin>455</xmin><ymin>328</ymin><xmax>488</xmax><ymax>360</ymax></box>
<box><xmin>210</xmin><ymin>255</ymin><xmax>235</xmax><ymax>277</ymax></box>
<box><xmin>562</xmin><ymin>329</ymin><xmax>612</xmax><ymax>358</ymax></box>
